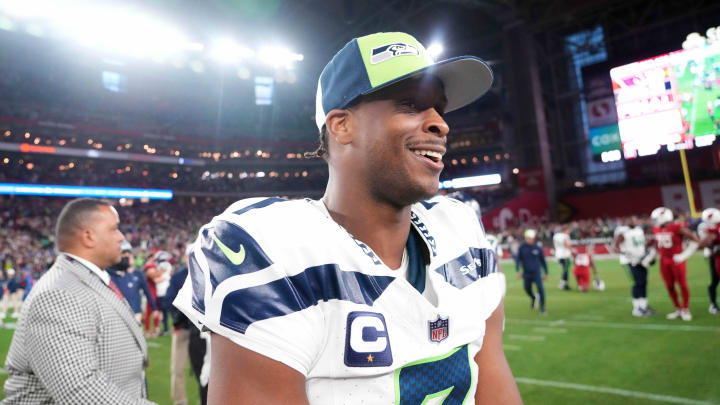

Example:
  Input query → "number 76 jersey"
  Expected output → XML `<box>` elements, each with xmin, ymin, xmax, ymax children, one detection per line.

<box><xmin>173</xmin><ymin>196</ymin><xmax>504</xmax><ymax>404</ymax></box>
<box><xmin>652</xmin><ymin>222</ymin><xmax>685</xmax><ymax>258</ymax></box>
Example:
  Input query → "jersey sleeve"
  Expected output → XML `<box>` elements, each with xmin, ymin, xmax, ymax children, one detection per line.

<box><xmin>173</xmin><ymin>216</ymin><xmax>326</xmax><ymax>376</ymax></box>
<box><xmin>698</xmin><ymin>223</ymin><xmax>708</xmax><ymax>239</ymax></box>
<box><xmin>456</xmin><ymin>200</ymin><xmax>503</xmax><ymax>313</ymax></box>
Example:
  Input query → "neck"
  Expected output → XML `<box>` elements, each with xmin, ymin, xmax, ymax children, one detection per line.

<box><xmin>323</xmin><ymin>176</ymin><xmax>412</xmax><ymax>269</ymax></box>
<box><xmin>63</xmin><ymin>248</ymin><xmax>106</xmax><ymax>269</ymax></box>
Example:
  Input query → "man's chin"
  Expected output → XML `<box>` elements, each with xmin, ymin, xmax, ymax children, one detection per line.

<box><xmin>403</xmin><ymin>183</ymin><xmax>439</xmax><ymax>205</ymax></box>
<box><xmin>419</xmin><ymin>179</ymin><xmax>440</xmax><ymax>200</ymax></box>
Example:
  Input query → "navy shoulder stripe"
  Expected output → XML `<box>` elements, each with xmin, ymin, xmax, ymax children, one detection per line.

<box><xmin>433</xmin><ymin>247</ymin><xmax>497</xmax><ymax>289</ymax></box>
<box><xmin>219</xmin><ymin>264</ymin><xmax>395</xmax><ymax>334</ymax></box>
<box><xmin>420</xmin><ymin>200</ymin><xmax>438</xmax><ymax>210</ymax></box>
<box><xmin>188</xmin><ymin>249</ymin><xmax>206</xmax><ymax>314</ymax></box>
<box><xmin>232</xmin><ymin>197</ymin><xmax>287</xmax><ymax>215</ymax></box>
<box><xmin>201</xmin><ymin>221</ymin><xmax>274</xmax><ymax>292</ymax></box>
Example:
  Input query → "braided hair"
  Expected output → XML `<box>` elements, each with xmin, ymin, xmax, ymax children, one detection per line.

<box><xmin>305</xmin><ymin>98</ymin><xmax>364</xmax><ymax>159</ymax></box>
<box><xmin>304</xmin><ymin>126</ymin><xmax>329</xmax><ymax>159</ymax></box>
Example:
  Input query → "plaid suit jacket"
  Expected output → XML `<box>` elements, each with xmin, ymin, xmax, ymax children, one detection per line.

<box><xmin>3</xmin><ymin>255</ymin><xmax>156</xmax><ymax>404</ymax></box>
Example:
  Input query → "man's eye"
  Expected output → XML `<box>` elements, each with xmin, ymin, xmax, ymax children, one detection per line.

<box><xmin>397</xmin><ymin>100</ymin><xmax>419</xmax><ymax>111</ymax></box>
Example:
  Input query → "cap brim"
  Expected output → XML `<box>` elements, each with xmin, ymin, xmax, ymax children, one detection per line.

<box><xmin>363</xmin><ymin>56</ymin><xmax>493</xmax><ymax>113</ymax></box>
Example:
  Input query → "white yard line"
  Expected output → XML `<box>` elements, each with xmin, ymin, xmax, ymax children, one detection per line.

<box><xmin>533</xmin><ymin>327</ymin><xmax>568</xmax><ymax>334</ymax></box>
<box><xmin>507</xmin><ymin>334</ymin><xmax>545</xmax><ymax>341</ymax></box>
<box><xmin>0</xmin><ymin>368</ymin><xmax>7</xmax><ymax>375</ymax></box>
<box><xmin>503</xmin><ymin>295</ymin><xmax>711</xmax><ymax>300</ymax></box>
<box><xmin>503</xmin><ymin>344</ymin><xmax>522</xmax><ymax>351</ymax></box>
<box><xmin>508</xmin><ymin>318</ymin><xmax>720</xmax><ymax>333</ymax></box>
<box><xmin>146</xmin><ymin>341</ymin><xmax>163</xmax><ymax>348</ymax></box>
<box><xmin>571</xmin><ymin>314</ymin><xmax>605</xmax><ymax>320</ymax></box>
<box><xmin>515</xmin><ymin>377</ymin><xmax>718</xmax><ymax>405</ymax></box>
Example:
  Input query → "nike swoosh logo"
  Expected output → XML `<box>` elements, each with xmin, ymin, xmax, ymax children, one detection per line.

<box><xmin>212</xmin><ymin>234</ymin><xmax>246</xmax><ymax>265</ymax></box>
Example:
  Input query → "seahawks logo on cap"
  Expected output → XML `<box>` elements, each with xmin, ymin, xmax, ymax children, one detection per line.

<box><xmin>370</xmin><ymin>42</ymin><xmax>420</xmax><ymax>64</ymax></box>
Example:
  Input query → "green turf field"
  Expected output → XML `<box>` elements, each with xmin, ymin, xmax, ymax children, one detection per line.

<box><xmin>0</xmin><ymin>256</ymin><xmax>718</xmax><ymax>404</ymax></box>
<box><xmin>676</xmin><ymin>54</ymin><xmax>720</xmax><ymax>138</ymax></box>
<box><xmin>503</xmin><ymin>255</ymin><xmax>719</xmax><ymax>405</ymax></box>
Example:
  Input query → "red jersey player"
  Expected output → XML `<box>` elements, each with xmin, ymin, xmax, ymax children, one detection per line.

<box><xmin>650</xmin><ymin>207</ymin><xmax>700</xmax><ymax>321</ymax></box>
<box><xmin>572</xmin><ymin>244</ymin><xmax>597</xmax><ymax>292</ymax></box>
<box><xmin>699</xmin><ymin>207</ymin><xmax>720</xmax><ymax>314</ymax></box>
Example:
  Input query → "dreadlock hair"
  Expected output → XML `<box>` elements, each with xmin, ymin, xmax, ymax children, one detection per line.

<box><xmin>304</xmin><ymin>98</ymin><xmax>366</xmax><ymax>160</ymax></box>
<box><xmin>304</xmin><ymin>125</ymin><xmax>329</xmax><ymax>159</ymax></box>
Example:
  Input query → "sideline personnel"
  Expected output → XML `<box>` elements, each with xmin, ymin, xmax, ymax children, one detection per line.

<box><xmin>3</xmin><ymin>198</ymin><xmax>154</xmax><ymax>404</ymax></box>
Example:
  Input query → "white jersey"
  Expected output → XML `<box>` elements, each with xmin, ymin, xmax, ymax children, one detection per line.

<box><xmin>614</xmin><ymin>225</ymin><xmax>630</xmax><ymax>264</ymax></box>
<box><xmin>552</xmin><ymin>232</ymin><xmax>571</xmax><ymax>259</ymax></box>
<box><xmin>620</xmin><ymin>227</ymin><xmax>647</xmax><ymax>265</ymax></box>
<box><xmin>486</xmin><ymin>234</ymin><xmax>503</xmax><ymax>258</ymax></box>
<box><xmin>174</xmin><ymin>196</ymin><xmax>503</xmax><ymax>405</ymax></box>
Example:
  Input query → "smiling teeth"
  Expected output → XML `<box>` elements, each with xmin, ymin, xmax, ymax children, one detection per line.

<box><xmin>412</xmin><ymin>150</ymin><xmax>443</xmax><ymax>159</ymax></box>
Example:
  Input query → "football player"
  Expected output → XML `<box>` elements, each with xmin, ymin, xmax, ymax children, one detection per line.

<box><xmin>613</xmin><ymin>219</ymin><xmax>632</xmax><ymax>282</ymax></box>
<box><xmin>698</xmin><ymin>207</ymin><xmax>720</xmax><ymax>314</ymax></box>
<box><xmin>572</xmin><ymin>244</ymin><xmax>594</xmax><ymax>292</ymax></box>
<box><xmin>614</xmin><ymin>216</ymin><xmax>656</xmax><ymax>317</ymax></box>
<box><xmin>553</xmin><ymin>226</ymin><xmax>572</xmax><ymax>290</ymax></box>
<box><xmin>515</xmin><ymin>229</ymin><xmax>549</xmax><ymax>314</ymax></box>
<box><xmin>174</xmin><ymin>32</ymin><xmax>521</xmax><ymax>404</ymax></box>
<box><xmin>650</xmin><ymin>207</ymin><xmax>700</xmax><ymax>321</ymax></box>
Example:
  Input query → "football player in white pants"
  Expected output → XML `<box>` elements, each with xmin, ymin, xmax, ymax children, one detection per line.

<box><xmin>553</xmin><ymin>226</ymin><xmax>572</xmax><ymax>290</ymax></box>
<box><xmin>613</xmin><ymin>220</ymin><xmax>632</xmax><ymax>285</ymax></box>
<box><xmin>174</xmin><ymin>32</ymin><xmax>521</xmax><ymax>404</ymax></box>
<box><xmin>615</xmin><ymin>216</ymin><xmax>656</xmax><ymax>317</ymax></box>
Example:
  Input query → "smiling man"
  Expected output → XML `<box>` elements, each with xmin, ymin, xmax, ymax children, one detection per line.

<box><xmin>174</xmin><ymin>32</ymin><xmax>522</xmax><ymax>404</ymax></box>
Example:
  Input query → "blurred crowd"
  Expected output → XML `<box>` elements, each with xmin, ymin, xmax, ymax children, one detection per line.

<box><xmin>2</xmin><ymin>195</ymin><xmax>687</xmax><ymax>286</ymax></box>
<box><xmin>494</xmin><ymin>212</ymin><xmax>699</xmax><ymax>250</ymax></box>
<box><xmin>0</xmin><ymin>196</ymin><xmax>227</xmax><ymax>287</ymax></box>
<box><xmin>0</xmin><ymin>154</ymin><xmax>330</xmax><ymax>193</ymax></box>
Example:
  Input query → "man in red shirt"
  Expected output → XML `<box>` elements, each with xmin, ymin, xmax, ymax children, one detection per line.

<box><xmin>650</xmin><ymin>207</ymin><xmax>700</xmax><ymax>321</ymax></box>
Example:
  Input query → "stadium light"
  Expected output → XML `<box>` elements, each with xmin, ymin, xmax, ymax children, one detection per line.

<box><xmin>67</xmin><ymin>12</ymin><xmax>187</xmax><ymax>59</ymax></box>
<box><xmin>0</xmin><ymin>1</ymin><xmax>190</xmax><ymax>59</ymax></box>
<box><xmin>0</xmin><ymin>0</ymin><xmax>59</xmax><ymax>19</ymax></box>
<box><xmin>0</xmin><ymin>1</ymin><xmax>307</xmax><ymax>71</ymax></box>
<box><xmin>184</xmin><ymin>41</ymin><xmax>205</xmax><ymax>52</ymax></box>
<box><xmin>439</xmin><ymin>174</ymin><xmax>501</xmax><ymax>189</ymax></box>
<box><xmin>427</xmin><ymin>43</ymin><xmax>443</xmax><ymax>59</ymax></box>
<box><xmin>0</xmin><ymin>183</ymin><xmax>173</xmax><ymax>200</ymax></box>
<box><xmin>0</xmin><ymin>16</ymin><xmax>14</xmax><ymax>31</ymax></box>
<box><xmin>189</xmin><ymin>60</ymin><xmax>205</xmax><ymax>73</ymax></box>
<box><xmin>258</xmin><ymin>46</ymin><xmax>304</xmax><ymax>68</ymax></box>
<box><xmin>209</xmin><ymin>38</ymin><xmax>255</xmax><ymax>64</ymax></box>
<box><xmin>237</xmin><ymin>66</ymin><xmax>251</xmax><ymax>80</ymax></box>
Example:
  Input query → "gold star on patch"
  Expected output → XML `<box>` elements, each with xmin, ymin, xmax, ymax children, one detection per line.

<box><xmin>367</xmin><ymin>354</ymin><xmax>374</xmax><ymax>363</ymax></box>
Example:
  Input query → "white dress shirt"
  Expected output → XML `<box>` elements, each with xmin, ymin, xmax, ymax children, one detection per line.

<box><xmin>61</xmin><ymin>252</ymin><xmax>110</xmax><ymax>286</ymax></box>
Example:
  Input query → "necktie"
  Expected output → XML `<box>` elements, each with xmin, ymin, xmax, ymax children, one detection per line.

<box><xmin>109</xmin><ymin>280</ymin><xmax>125</xmax><ymax>301</ymax></box>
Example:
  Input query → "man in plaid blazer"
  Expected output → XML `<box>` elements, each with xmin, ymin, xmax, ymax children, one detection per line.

<box><xmin>3</xmin><ymin>198</ymin><xmax>156</xmax><ymax>404</ymax></box>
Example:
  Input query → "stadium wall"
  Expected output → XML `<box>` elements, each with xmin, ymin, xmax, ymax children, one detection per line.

<box><xmin>482</xmin><ymin>180</ymin><xmax>720</xmax><ymax>230</ymax></box>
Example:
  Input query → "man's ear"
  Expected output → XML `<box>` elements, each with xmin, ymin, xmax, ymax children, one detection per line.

<box><xmin>326</xmin><ymin>109</ymin><xmax>353</xmax><ymax>145</ymax></box>
<box><xmin>80</xmin><ymin>227</ymin><xmax>95</xmax><ymax>249</ymax></box>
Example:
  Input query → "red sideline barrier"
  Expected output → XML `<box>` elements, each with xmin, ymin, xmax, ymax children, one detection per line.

<box><xmin>561</xmin><ymin>186</ymin><xmax>663</xmax><ymax>219</ymax></box>
<box><xmin>484</xmin><ymin>183</ymin><xmax>716</xmax><ymax>230</ymax></box>
<box><xmin>482</xmin><ymin>191</ymin><xmax>548</xmax><ymax>231</ymax></box>
<box><xmin>499</xmin><ymin>242</ymin><xmax>612</xmax><ymax>259</ymax></box>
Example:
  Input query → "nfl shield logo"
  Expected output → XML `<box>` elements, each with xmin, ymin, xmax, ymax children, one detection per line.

<box><xmin>428</xmin><ymin>316</ymin><xmax>449</xmax><ymax>343</ymax></box>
